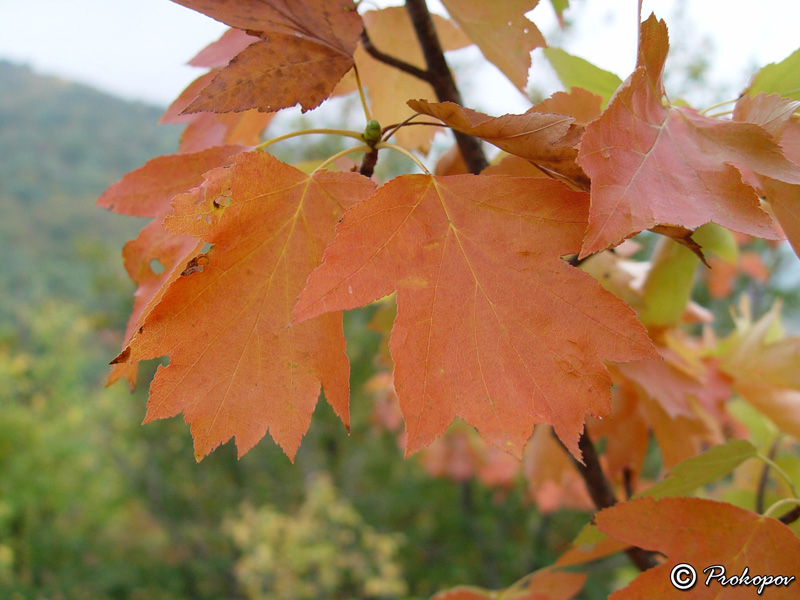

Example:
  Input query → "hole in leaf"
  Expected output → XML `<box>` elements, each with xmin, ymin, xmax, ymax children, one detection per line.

<box><xmin>149</xmin><ymin>258</ymin><xmax>165</xmax><ymax>275</ymax></box>
<box><xmin>213</xmin><ymin>190</ymin><xmax>232</xmax><ymax>208</ymax></box>
<box><xmin>202</xmin><ymin>242</ymin><xmax>213</xmax><ymax>254</ymax></box>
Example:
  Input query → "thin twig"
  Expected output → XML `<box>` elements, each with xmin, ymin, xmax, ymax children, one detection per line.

<box><xmin>359</xmin><ymin>147</ymin><xmax>379</xmax><ymax>178</ymax></box>
<box><xmin>360</xmin><ymin>28</ymin><xmax>431</xmax><ymax>82</ymax></box>
<box><xmin>779</xmin><ymin>505</ymin><xmax>800</xmax><ymax>525</ymax></box>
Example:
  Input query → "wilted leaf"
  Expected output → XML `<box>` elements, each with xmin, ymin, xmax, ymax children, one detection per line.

<box><xmin>173</xmin><ymin>0</ymin><xmax>363</xmax><ymax>113</ymax></box>
<box><xmin>409</xmin><ymin>99</ymin><xmax>588</xmax><ymax>187</ymax></box>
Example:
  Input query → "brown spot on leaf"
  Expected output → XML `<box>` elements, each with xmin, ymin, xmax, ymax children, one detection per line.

<box><xmin>181</xmin><ymin>253</ymin><xmax>210</xmax><ymax>276</ymax></box>
<box><xmin>110</xmin><ymin>346</ymin><xmax>131</xmax><ymax>365</ymax></box>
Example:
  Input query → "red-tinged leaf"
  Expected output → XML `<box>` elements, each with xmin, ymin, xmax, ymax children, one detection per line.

<box><xmin>106</xmin><ymin>222</ymin><xmax>202</xmax><ymax>389</ymax></box>
<box><xmin>587</xmin><ymin>377</ymin><xmax>649</xmax><ymax>482</ymax></box>
<box><xmin>640</xmin><ymin>393</ymin><xmax>723</xmax><ymax>469</ymax></box>
<box><xmin>357</xmin><ymin>8</ymin><xmax>470</xmax><ymax>152</ymax></box>
<box><xmin>186</xmin><ymin>36</ymin><xmax>353</xmax><ymax>114</ymax></box>
<box><xmin>733</xmin><ymin>93</ymin><xmax>800</xmax><ymax>138</ymax></box>
<box><xmin>294</xmin><ymin>174</ymin><xmax>657</xmax><ymax>459</ymax></box>
<box><xmin>432</xmin><ymin>568</ymin><xmax>586</xmax><ymax>600</ymax></box>
<box><xmin>435</xmin><ymin>145</ymin><xmax>470</xmax><ymax>176</ymax></box>
<box><xmin>161</xmin><ymin>72</ymin><xmax>273</xmax><ymax>152</ymax></box>
<box><xmin>576</xmin><ymin>15</ymin><xmax>796</xmax><ymax>257</ymax></box>
<box><xmin>172</xmin><ymin>0</ymin><xmax>359</xmax><ymax>42</ymax></box>
<box><xmin>409</xmin><ymin>99</ymin><xmax>588</xmax><ymax>188</ymax></box>
<box><xmin>596</xmin><ymin>497</ymin><xmax>800</xmax><ymax>599</ymax></box>
<box><xmin>440</xmin><ymin>0</ymin><xmax>544</xmax><ymax>90</ymax></box>
<box><xmin>482</xmin><ymin>154</ymin><xmax>549</xmax><ymax>178</ymax></box>
<box><xmin>739</xmin><ymin>114</ymin><xmax>800</xmax><ymax>259</ymax></box>
<box><xmin>524</xmin><ymin>426</ymin><xmax>593</xmax><ymax>513</ymax></box>
<box><xmin>99</xmin><ymin>147</ymin><xmax>243</xmax><ymax>387</ymax></box>
<box><xmin>115</xmin><ymin>152</ymin><xmax>375</xmax><ymax>460</ymax></box>
<box><xmin>617</xmin><ymin>347</ymin><xmax>730</xmax><ymax>420</ymax></box>
<box><xmin>97</xmin><ymin>146</ymin><xmax>243</xmax><ymax>217</ymax></box>
<box><xmin>173</xmin><ymin>0</ymin><xmax>363</xmax><ymax>114</ymax></box>
<box><xmin>531</xmin><ymin>87</ymin><xmax>603</xmax><ymax>126</ymax></box>
<box><xmin>188</xmin><ymin>27</ymin><xmax>259</xmax><ymax>69</ymax></box>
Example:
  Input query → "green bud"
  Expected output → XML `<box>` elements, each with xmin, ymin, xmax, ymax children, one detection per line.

<box><xmin>363</xmin><ymin>119</ymin><xmax>382</xmax><ymax>144</ymax></box>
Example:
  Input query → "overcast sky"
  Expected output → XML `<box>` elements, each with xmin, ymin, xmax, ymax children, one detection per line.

<box><xmin>1</xmin><ymin>0</ymin><xmax>799</xmax><ymax>111</ymax></box>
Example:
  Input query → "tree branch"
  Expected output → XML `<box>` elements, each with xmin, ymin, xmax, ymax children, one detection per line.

<box><xmin>557</xmin><ymin>429</ymin><xmax>660</xmax><ymax>572</ymax></box>
<box><xmin>779</xmin><ymin>505</ymin><xmax>800</xmax><ymax>526</ymax></box>
<box><xmin>403</xmin><ymin>0</ymin><xmax>488</xmax><ymax>174</ymax></box>
<box><xmin>360</xmin><ymin>29</ymin><xmax>432</xmax><ymax>83</ymax></box>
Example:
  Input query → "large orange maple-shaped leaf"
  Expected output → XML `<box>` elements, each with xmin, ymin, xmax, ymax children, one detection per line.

<box><xmin>114</xmin><ymin>152</ymin><xmax>375</xmax><ymax>460</ymax></box>
<box><xmin>576</xmin><ymin>15</ymin><xmax>800</xmax><ymax>257</ymax></box>
<box><xmin>172</xmin><ymin>0</ymin><xmax>362</xmax><ymax>113</ymax></box>
<box><xmin>596</xmin><ymin>497</ymin><xmax>800</xmax><ymax>599</ymax></box>
<box><xmin>294</xmin><ymin>175</ymin><xmax>657</xmax><ymax>459</ymax></box>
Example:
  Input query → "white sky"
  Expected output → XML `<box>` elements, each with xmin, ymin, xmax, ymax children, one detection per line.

<box><xmin>1</xmin><ymin>0</ymin><xmax>799</xmax><ymax>111</ymax></box>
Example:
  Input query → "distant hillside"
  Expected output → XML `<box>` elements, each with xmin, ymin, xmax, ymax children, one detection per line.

<box><xmin>0</xmin><ymin>61</ymin><xmax>180</xmax><ymax>323</ymax></box>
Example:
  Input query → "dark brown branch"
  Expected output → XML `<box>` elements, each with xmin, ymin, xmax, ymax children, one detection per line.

<box><xmin>557</xmin><ymin>429</ymin><xmax>660</xmax><ymax>572</ymax></box>
<box><xmin>359</xmin><ymin>147</ymin><xmax>379</xmax><ymax>178</ymax></box>
<box><xmin>403</xmin><ymin>0</ymin><xmax>488</xmax><ymax>174</ymax></box>
<box><xmin>779</xmin><ymin>505</ymin><xmax>800</xmax><ymax>525</ymax></box>
<box><xmin>360</xmin><ymin>29</ymin><xmax>432</xmax><ymax>83</ymax></box>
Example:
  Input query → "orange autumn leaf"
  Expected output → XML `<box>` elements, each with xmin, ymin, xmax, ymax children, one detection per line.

<box><xmin>294</xmin><ymin>174</ymin><xmax>657</xmax><ymax>459</ymax></box>
<box><xmin>440</xmin><ymin>0</ymin><xmax>544</xmax><ymax>91</ymax></box>
<box><xmin>408</xmin><ymin>99</ymin><xmax>587</xmax><ymax>187</ymax></box>
<box><xmin>596</xmin><ymin>497</ymin><xmax>800</xmax><ymax>599</ymax></box>
<box><xmin>576</xmin><ymin>15</ymin><xmax>797</xmax><ymax>257</ymax></box>
<box><xmin>587</xmin><ymin>376</ymin><xmax>649</xmax><ymax>482</ymax></box>
<box><xmin>161</xmin><ymin>71</ymin><xmax>273</xmax><ymax>153</ymax></box>
<box><xmin>524</xmin><ymin>426</ymin><xmax>593</xmax><ymax>513</ymax></box>
<box><xmin>114</xmin><ymin>152</ymin><xmax>375</xmax><ymax>460</ymax></box>
<box><xmin>97</xmin><ymin>146</ymin><xmax>243</xmax><ymax>218</ymax></box>
<box><xmin>173</xmin><ymin>0</ymin><xmax>362</xmax><ymax>114</ymax></box>
<box><xmin>187</xmin><ymin>27</ymin><xmax>258</xmax><ymax>69</ymax></box>
<box><xmin>98</xmin><ymin>146</ymin><xmax>243</xmax><ymax>387</ymax></box>
<box><xmin>530</xmin><ymin>87</ymin><xmax>603</xmax><ymax>126</ymax></box>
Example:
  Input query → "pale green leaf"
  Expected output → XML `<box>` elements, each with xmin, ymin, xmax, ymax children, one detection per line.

<box><xmin>749</xmin><ymin>47</ymin><xmax>800</xmax><ymax>101</ymax></box>
<box><xmin>635</xmin><ymin>439</ymin><xmax>757</xmax><ymax>500</ymax></box>
<box><xmin>542</xmin><ymin>47</ymin><xmax>621</xmax><ymax>107</ymax></box>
